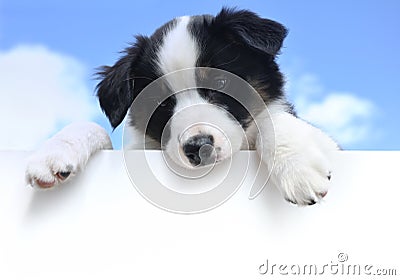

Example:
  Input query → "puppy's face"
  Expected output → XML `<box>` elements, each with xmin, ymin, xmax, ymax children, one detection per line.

<box><xmin>96</xmin><ymin>8</ymin><xmax>287</xmax><ymax>168</ymax></box>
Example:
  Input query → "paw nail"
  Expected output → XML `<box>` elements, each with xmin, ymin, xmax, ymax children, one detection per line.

<box><xmin>307</xmin><ymin>200</ymin><xmax>317</xmax><ymax>206</ymax></box>
<box><xmin>319</xmin><ymin>191</ymin><xmax>328</xmax><ymax>198</ymax></box>
<box><xmin>285</xmin><ymin>198</ymin><xmax>297</xmax><ymax>204</ymax></box>
<box><xmin>56</xmin><ymin>172</ymin><xmax>71</xmax><ymax>180</ymax></box>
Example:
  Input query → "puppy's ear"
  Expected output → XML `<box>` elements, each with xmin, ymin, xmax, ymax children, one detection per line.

<box><xmin>96</xmin><ymin>36</ymin><xmax>148</xmax><ymax>129</ymax></box>
<box><xmin>213</xmin><ymin>7</ymin><xmax>288</xmax><ymax>56</ymax></box>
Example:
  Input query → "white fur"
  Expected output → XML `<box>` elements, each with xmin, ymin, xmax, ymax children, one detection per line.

<box><xmin>25</xmin><ymin>122</ymin><xmax>112</xmax><ymax>188</ymax></box>
<box><xmin>25</xmin><ymin>15</ymin><xmax>340</xmax><ymax>206</ymax></box>
<box><xmin>254</xmin><ymin>100</ymin><xmax>339</xmax><ymax>205</ymax></box>
<box><xmin>165</xmin><ymin>102</ymin><xmax>245</xmax><ymax>167</ymax></box>
<box><xmin>124</xmin><ymin>119</ymin><xmax>160</xmax><ymax>150</ymax></box>
<box><xmin>155</xmin><ymin>16</ymin><xmax>245</xmax><ymax>167</ymax></box>
<box><xmin>157</xmin><ymin>16</ymin><xmax>198</xmax><ymax>86</ymax></box>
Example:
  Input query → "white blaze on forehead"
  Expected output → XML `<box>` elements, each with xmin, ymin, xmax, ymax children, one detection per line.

<box><xmin>157</xmin><ymin>16</ymin><xmax>198</xmax><ymax>90</ymax></box>
<box><xmin>156</xmin><ymin>16</ymin><xmax>207</xmax><ymax>111</ymax></box>
<box><xmin>156</xmin><ymin>18</ymin><xmax>246</xmax><ymax>165</ymax></box>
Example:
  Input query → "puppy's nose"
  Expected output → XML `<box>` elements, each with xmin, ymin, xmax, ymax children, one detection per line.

<box><xmin>182</xmin><ymin>134</ymin><xmax>215</xmax><ymax>166</ymax></box>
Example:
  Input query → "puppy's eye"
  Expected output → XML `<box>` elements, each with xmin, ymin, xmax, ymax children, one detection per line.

<box><xmin>213</xmin><ymin>77</ymin><xmax>228</xmax><ymax>90</ymax></box>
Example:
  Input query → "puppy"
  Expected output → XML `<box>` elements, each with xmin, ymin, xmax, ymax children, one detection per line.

<box><xmin>25</xmin><ymin>8</ymin><xmax>338</xmax><ymax>206</ymax></box>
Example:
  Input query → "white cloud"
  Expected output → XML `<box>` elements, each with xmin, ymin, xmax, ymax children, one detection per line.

<box><xmin>287</xmin><ymin>73</ymin><xmax>376</xmax><ymax>146</ymax></box>
<box><xmin>0</xmin><ymin>45</ymin><xmax>100</xmax><ymax>150</ymax></box>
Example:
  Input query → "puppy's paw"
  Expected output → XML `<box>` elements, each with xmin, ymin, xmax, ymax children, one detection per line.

<box><xmin>25</xmin><ymin>146</ymin><xmax>79</xmax><ymax>189</ymax></box>
<box><xmin>24</xmin><ymin>122</ymin><xmax>112</xmax><ymax>189</ymax></box>
<box><xmin>271</xmin><ymin>117</ymin><xmax>339</xmax><ymax>206</ymax></box>
<box><xmin>280</xmin><ymin>165</ymin><xmax>332</xmax><ymax>206</ymax></box>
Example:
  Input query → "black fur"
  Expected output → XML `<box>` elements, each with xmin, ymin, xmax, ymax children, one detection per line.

<box><xmin>190</xmin><ymin>8</ymin><xmax>289</xmax><ymax>127</ymax></box>
<box><xmin>96</xmin><ymin>20</ymin><xmax>178</xmax><ymax>132</ymax></box>
<box><xmin>96</xmin><ymin>36</ymin><xmax>149</xmax><ymax>129</ymax></box>
<box><xmin>96</xmin><ymin>8</ymin><xmax>290</xmax><ymax>141</ymax></box>
<box><xmin>212</xmin><ymin>7</ymin><xmax>288</xmax><ymax>56</ymax></box>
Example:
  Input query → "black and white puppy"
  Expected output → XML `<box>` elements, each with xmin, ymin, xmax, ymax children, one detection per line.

<box><xmin>25</xmin><ymin>8</ymin><xmax>338</xmax><ymax>206</ymax></box>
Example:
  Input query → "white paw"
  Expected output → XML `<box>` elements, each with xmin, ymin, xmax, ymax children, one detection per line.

<box><xmin>273</xmin><ymin>122</ymin><xmax>338</xmax><ymax>206</ymax></box>
<box><xmin>258</xmin><ymin>111</ymin><xmax>339</xmax><ymax>206</ymax></box>
<box><xmin>274</xmin><ymin>158</ymin><xmax>332</xmax><ymax>206</ymax></box>
<box><xmin>25</xmin><ymin>122</ymin><xmax>112</xmax><ymax>189</ymax></box>
<box><xmin>25</xmin><ymin>142</ymin><xmax>80</xmax><ymax>189</ymax></box>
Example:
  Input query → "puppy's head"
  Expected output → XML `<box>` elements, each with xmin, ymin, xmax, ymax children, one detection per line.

<box><xmin>96</xmin><ymin>7</ymin><xmax>287</xmax><ymax>168</ymax></box>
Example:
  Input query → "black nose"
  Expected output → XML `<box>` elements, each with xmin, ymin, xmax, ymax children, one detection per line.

<box><xmin>182</xmin><ymin>134</ymin><xmax>214</xmax><ymax>166</ymax></box>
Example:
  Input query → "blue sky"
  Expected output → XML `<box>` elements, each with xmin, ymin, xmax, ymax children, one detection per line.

<box><xmin>0</xmin><ymin>0</ymin><xmax>399</xmax><ymax>150</ymax></box>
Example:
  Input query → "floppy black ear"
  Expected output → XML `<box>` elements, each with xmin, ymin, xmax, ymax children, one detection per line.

<box><xmin>96</xmin><ymin>36</ymin><xmax>148</xmax><ymax>129</ymax></box>
<box><xmin>213</xmin><ymin>7</ymin><xmax>288</xmax><ymax>56</ymax></box>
